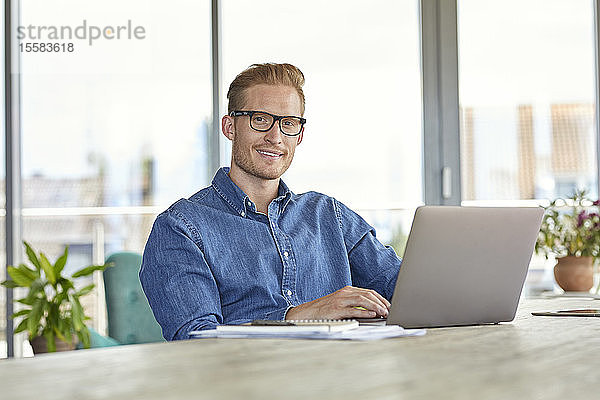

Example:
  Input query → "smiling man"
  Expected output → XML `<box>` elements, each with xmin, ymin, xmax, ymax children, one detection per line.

<box><xmin>140</xmin><ymin>63</ymin><xmax>402</xmax><ymax>340</ymax></box>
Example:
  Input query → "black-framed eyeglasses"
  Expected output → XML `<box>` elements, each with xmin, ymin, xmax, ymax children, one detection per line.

<box><xmin>230</xmin><ymin>110</ymin><xmax>306</xmax><ymax>137</ymax></box>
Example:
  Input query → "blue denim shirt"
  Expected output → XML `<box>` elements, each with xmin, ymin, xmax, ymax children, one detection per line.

<box><xmin>140</xmin><ymin>167</ymin><xmax>402</xmax><ymax>340</ymax></box>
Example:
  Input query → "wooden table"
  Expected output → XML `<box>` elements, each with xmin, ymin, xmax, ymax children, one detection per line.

<box><xmin>2</xmin><ymin>297</ymin><xmax>599</xmax><ymax>400</ymax></box>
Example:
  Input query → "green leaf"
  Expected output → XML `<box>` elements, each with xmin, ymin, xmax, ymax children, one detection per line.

<box><xmin>76</xmin><ymin>284</ymin><xmax>95</xmax><ymax>297</ymax></box>
<box><xmin>46</xmin><ymin>303</ymin><xmax>58</xmax><ymax>327</ymax></box>
<box><xmin>72</xmin><ymin>263</ymin><xmax>108</xmax><ymax>278</ymax></box>
<box><xmin>31</xmin><ymin>277</ymin><xmax>46</xmax><ymax>291</ymax></box>
<box><xmin>10</xmin><ymin>309</ymin><xmax>30</xmax><ymax>318</ymax></box>
<box><xmin>57</xmin><ymin>278</ymin><xmax>74</xmax><ymax>292</ymax></box>
<box><xmin>79</xmin><ymin>326</ymin><xmax>91</xmax><ymax>349</ymax></box>
<box><xmin>54</xmin><ymin>290</ymin><xmax>69</xmax><ymax>306</ymax></box>
<box><xmin>39</xmin><ymin>253</ymin><xmax>56</xmax><ymax>285</ymax></box>
<box><xmin>53</xmin><ymin>326</ymin><xmax>67</xmax><ymax>343</ymax></box>
<box><xmin>24</xmin><ymin>241</ymin><xmax>41</xmax><ymax>271</ymax></box>
<box><xmin>21</xmin><ymin>278</ymin><xmax>46</xmax><ymax>305</ymax></box>
<box><xmin>82</xmin><ymin>326</ymin><xmax>91</xmax><ymax>349</ymax></box>
<box><xmin>14</xmin><ymin>318</ymin><xmax>28</xmax><ymax>334</ymax></box>
<box><xmin>57</xmin><ymin>318</ymin><xmax>73</xmax><ymax>345</ymax></box>
<box><xmin>44</xmin><ymin>330</ymin><xmax>56</xmax><ymax>352</ymax></box>
<box><xmin>16</xmin><ymin>297</ymin><xmax>35</xmax><ymax>306</ymax></box>
<box><xmin>61</xmin><ymin>317</ymin><xmax>73</xmax><ymax>344</ymax></box>
<box><xmin>17</xmin><ymin>263</ymin><xmax>39</xmax><ymax>281</ymax></box>
<box><xmin>27</xmin><ymin>298</ymin><xmax>44</xmax><ymax>338</ymax></box>
<box><xmin>69</xmin><ymin>295</ymin><xmax>85</xmax><ymax>331</ymax></box>
<box><xmin>6</xmin><ymin>266</ymin><xmax>34</xmax><ymax>287</ymax></box>
<box><xmin>54</xmin><ymin>246</ymin><xmax>69</xmax><ymax>278</ymax></box>
<box><xmin>1</xmin><ymin>280</ymin><xmax>20</xmax><ymax>289</ymax></box>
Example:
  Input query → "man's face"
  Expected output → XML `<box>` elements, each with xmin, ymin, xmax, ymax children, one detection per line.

<box><xmin>224</xmin><ymin>84</ymin><xmax>304</xmax><ymax>181</ymax></box>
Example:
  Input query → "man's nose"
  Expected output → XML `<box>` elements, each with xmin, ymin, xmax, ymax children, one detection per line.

<box><xmin>264</xmin><ymin>121</ymin><xmax>283</xmax><ymax>144</ymax></box>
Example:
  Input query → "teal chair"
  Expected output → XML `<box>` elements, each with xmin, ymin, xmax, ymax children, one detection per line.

<box><xmin>77</xmin><ymin>252</ymin><xmax>164</xmax><ymax>349</ymax></box>
<box><xmin>102</xmin><ymin>252</ymin><xmax>165</xmax><ymax>344</ymax></box>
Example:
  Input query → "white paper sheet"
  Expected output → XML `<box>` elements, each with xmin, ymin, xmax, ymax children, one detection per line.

<box><xmin>189</xmin><ymin>325</ymin><xmax>426</xmax><ymax>341</ymax></box>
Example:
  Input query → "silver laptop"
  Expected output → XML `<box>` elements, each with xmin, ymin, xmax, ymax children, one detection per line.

<box><xmin>379</xmin><ymin>206</ymin><xmax>544</xmax><ymax>328</ymax></box>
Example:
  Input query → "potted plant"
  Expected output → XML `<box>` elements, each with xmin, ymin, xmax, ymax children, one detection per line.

<box><xmin>0</xmin><ymin>241</ymin><xmax>110</xmax><ymax>353</ymax></box>
<box><xmin>535</xmin><ymin>190</ymin><xmax>600</xmax><ymax>292</ymax></box>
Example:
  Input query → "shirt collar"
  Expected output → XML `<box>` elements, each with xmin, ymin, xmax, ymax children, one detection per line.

<box><xmin>277</xmin><ymin>178</ymin><xmax>293</xmax><ymax>213</ymax></box>
<box><xmin>211</xmin><ymin>167</ymin><xmax>293</xmax><ymax>217</ymax></box>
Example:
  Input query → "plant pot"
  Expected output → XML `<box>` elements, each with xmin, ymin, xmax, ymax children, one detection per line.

<box><xmin>554</xmin><ymin>256</ymin><xmax>594</xmax><ymax>292</ymax></box>
<box><xmin>29</xmin><ymin>335</ymin><xmax>76</xmax><ymax>354</ymax></box>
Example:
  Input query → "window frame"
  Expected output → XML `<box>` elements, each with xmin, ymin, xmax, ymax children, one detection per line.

<box><xmin>3</xmin><ymin>0</ymin><xmax>600</xmax><ymax>358</ymax></box>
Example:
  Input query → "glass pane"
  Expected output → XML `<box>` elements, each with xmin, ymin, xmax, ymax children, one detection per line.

<box><xmin>221</xmin><ymin>0</ymin><xmax>423</xmax><ymax>239</ymax></box>
<box><xmin>458</xmin><ymin>0</ymin><xmax>597</xmax><ymax>295</ymax></box>
<box><xmin>21</xmin><ymin>0</ymin><xmax>212</xmax><ymax>208</ymax></box>
<box><xmin>458</xmin><ymin>0</ymin><xmax>597</xmax><ymax>202</ymax></box>
<box><xmin>18</xmin><ymin>0</ymin><xmax>211</xmax><ymax>350</ymax></box>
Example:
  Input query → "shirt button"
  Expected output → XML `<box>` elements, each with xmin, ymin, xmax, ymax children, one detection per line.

<box><xmin>283</xmin><ymin>251</ymin><xmax>289</xmax><ymax>258</ymax></box>
<box><xmin>287</xmin><ymin>290</ymin><xmax>292</xmax><ymax>296</ymax></box>
<box><xmin>241</xmin><ymin>211</ymin><xmax>245</xmax><ymax>217</ymax></box>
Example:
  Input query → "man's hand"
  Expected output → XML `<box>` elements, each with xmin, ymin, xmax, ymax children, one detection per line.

<box><xmin>285</xmin><ymin>286</ymin><xmax>391</xmax><ymax>320</ymax></box>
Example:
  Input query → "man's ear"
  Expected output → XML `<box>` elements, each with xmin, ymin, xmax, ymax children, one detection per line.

<box><xmin>297</xmin><ymin>128</ymin><xmax>304</xmax><ymax>145</ymax></box>
<box><xmin>222</xmin><ymin>115</ymin><xmax>235</xmax><ymax>141</ymax></box>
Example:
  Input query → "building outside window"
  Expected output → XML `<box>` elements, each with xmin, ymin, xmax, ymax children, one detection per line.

<box><xmin>457</xmin><ymin>0</ymin><xmax>597</xmax><ymax>292</ymax></box>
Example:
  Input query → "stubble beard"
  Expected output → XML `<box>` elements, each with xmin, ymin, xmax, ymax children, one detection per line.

<box><xmin>231</xmin><ymin>139</ymin><xmax>293</xmax><ymax>180</ymax></box>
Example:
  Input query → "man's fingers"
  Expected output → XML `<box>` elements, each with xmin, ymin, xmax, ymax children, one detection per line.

<box><xmin>339</xmin><ymin>294</ymin><xmax>388</xmax><ymax>316</ymax></box>
<box><xmin>347</xmin><ymin>307</ymin><xmax>378</xmax><ymax>318</ymax></box>
<box><xmin>289</xmin><ymin>286</ymin><xmax>392</xmax><ymax>320</ymax></box>
<box><xmin>353</xmin><ymin>291</ymin><xmax>388</xmax><ymax>314</ymax></box>
<box><xmin>363</xmin><ymin>291</ymin><xmax>389</xmax><ymax>311</ymax></box>
<box><xmin>336</xmin><ymin>286</ymin><xmax>390</xmax><ymax>315</ymax></box>
<box><xmin>356</xmin><ymin>287</ymin><xmax>391</xmax><ymax>309</ymax></box>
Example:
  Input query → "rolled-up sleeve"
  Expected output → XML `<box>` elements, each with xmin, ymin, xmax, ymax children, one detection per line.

<box><xmin>140</xmin><ymin>209</ymin><xmax>222</xmax><ymax>340</ymax></box>
<box><xmin>333</xmin><ymin>199</ymin><xmax>402</xmax><ymax>301</ymax></box>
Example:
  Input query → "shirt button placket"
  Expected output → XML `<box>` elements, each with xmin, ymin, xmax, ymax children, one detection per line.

<box><xmin>283</xmin><ymin>255</ymin><xmax>291</xmax><ymax>299</ymax></box>
<box><xmin>270</xmin><ymin>203</ymin><xmax>295</xmax><ymax>305</ymax></box>
<box><xmin>281</xmin><ymin>237</ymin><xmax>296</xmax><ymax>303</ymax></box>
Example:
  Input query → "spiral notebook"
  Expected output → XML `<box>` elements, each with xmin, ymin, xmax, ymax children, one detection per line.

<box><xmin>189</xmin><ymin>319</ymin><xmax>426</xmax><ymax>340</ymax></box>
<box><xmin>217</xmin><ymin>319</ymin><xmax>359</xmax><ymax>334</ymax></box>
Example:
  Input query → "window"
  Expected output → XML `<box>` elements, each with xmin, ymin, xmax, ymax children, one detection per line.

<box><xmin>458</xmin><ymin>0</ymin><xmax>597</xmax><ymax>202</ymax></box>
<box><xmin>16</xmin><ymin>0</ymin><xmax>212</xmax><ymax>352</ymax></box>
<box><xmin>221</xmin><ymin>0</ymin><xmax>423</xmax><ymax>249</ymax></box>
<box><xmin>458</xmin><ymin>0</ymin><xmax>597</xmax><ymax>293</ymax></box>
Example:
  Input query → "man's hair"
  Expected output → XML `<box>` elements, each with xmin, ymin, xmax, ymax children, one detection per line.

<box><xmin>227</xmin><ymin>63</ymin><xmax>306</xmax><ymax>115</ymax></box>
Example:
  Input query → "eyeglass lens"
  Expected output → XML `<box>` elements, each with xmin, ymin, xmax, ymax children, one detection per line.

<box><xmin>250</xmin><ymin>112</ymin><xmax>302</xmax><ymax>135</ymax></box>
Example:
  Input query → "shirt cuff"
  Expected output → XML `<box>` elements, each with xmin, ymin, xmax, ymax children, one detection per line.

<box><xmin>180</xmin><ymin>320</ymin><xmax>218</xmax><ymax>340</ymax></box>
<box><xmin>264</xmin><ymin>305</ymin><xmax>295</xmax><ymax>321</ymax></box>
